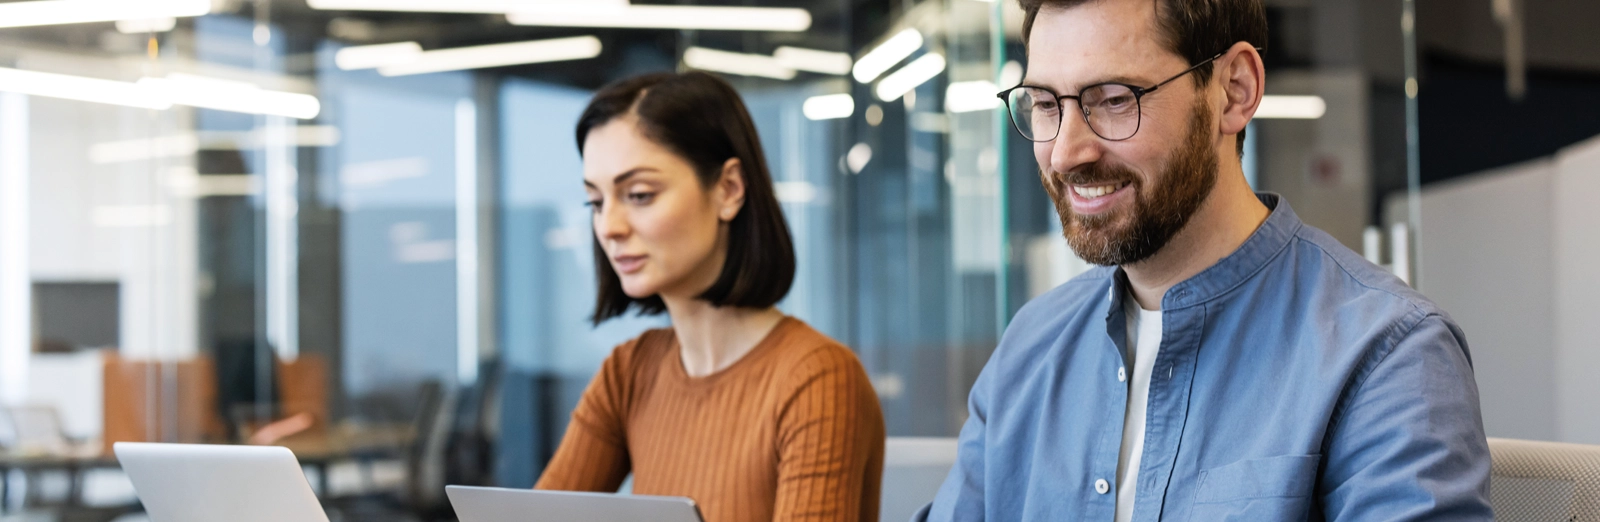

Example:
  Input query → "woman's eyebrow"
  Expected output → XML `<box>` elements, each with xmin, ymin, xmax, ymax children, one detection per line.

<box><xmin>584</xmin><ymin>167</ymin><xmax>660</xmax><ymax>189</ymax></box>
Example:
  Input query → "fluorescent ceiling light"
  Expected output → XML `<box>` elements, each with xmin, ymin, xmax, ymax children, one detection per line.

<box><xmin>775</xmin><ymin>47</ymin><xmax>852</xmax><ymax>76</ymax></box>
<box><xmin>845</xmin><ymin>143</ymin><xmax>872</xmax><ymax>174</ymax></box>
<box><xmin>946</xmin><ymin>80</ymin><xmax>1000</xmax><ymax>113</ymax></box>
<box><xmin>0</xmin><ymin>0</ymin><xmax>208</xmax><ymax>29</ymax></box>
<box><xmin>168</xmin><ymin>170</ymin><xmax>257</xmax><ymax>198</ymax></box>
<box><xmin>115</xmin><ymin>17</ymin><xmax>177</xmax><ymax>34</ymax></box>
<box><xmin>876</xmin><ymin>53</ymin><xmax>946</xmax><ymax>102</ymax></box>
<box><xmin>0</xmin><ymin>67</ymin><xmax>170</xmax><ymax>110</ymax></box>
<box><xmin>683</xmin><ymin>47</ymin><xmax>794</xmax><ymax>80</ymax></box>
<box><xmin>90</xmin><ymin>134</ymin><xmax>198</xmax><ymax>164</ymax></box>
<box><xmin>1255</xmin><ymin>95</ymin><xmax>1327</xmax><ymax>119</ymax></box>
<box><xmin>378</xmin><ymin>36</ymin><xmax>602</xmax><ymax>76</ymax></box>
<box><xmin>0</xmin><ymin>68</ymin><xmax>325</xmax><ymax>119</ymax></box>
<box><xmin>195</xmin><ymin>126</ymin><xmax>342</xmax><ymax>149</ymax></box>
<box><xmin>853</xmin><ymin>28</ymin><xmax>923</xmax><ymax>83</ymax></box>
<box><xmin>90</xmin><ymin>127</ymin><xmax>342</xmax><ymax>164</ymax></box>
<box><xmin>308</xmin><ymin>0</ymin><xmax>626</xmax><ymax>13</ymax></box>
<box><xmin>139</xmin><ymin>74</ymin><xmax>321</xmax><ymax>119</ymax></box>
<box><xmin>93</xmin><ymin>204</ymin><xmax>172</xmax><ymax>228</ymax></box>
<box><xmin>507</xmin><ymin>5</ymin><xmax>811</xmax><ymax>32</ymax></box>
<box><xmin>802</xmin><ymin>94</ymin><xmax>854</xmax><ymax>121</ymax></box>
<box><xmin>774</xmin><ymin>181</ymin><xmax>818</xmax><ymax>204</ymax></box>
<box><xmin>336</xmin><ymin>42</ymin><xmax>424</xmax><ymax>71</ymax></box>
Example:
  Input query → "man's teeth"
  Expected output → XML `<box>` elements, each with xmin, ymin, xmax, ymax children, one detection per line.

<box><xmin>1073</xmin><ymin>184</ymin><xmax>1121</xmax><ymax>198</ymax></box>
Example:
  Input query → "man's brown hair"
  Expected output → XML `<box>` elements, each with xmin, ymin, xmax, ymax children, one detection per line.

<box><xmin>1020</xmin><ymin>0</ymin><xmax>1268</xmax><ymax>153</ymax></box>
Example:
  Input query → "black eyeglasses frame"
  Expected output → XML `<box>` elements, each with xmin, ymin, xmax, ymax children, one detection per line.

<box><xmin>995</xmin><ymin>46</ymin><xmax>1264</xmax><ymax>142</ymax></box>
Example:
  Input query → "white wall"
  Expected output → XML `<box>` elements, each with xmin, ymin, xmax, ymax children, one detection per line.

<box><xmin>1395</xmin><ymin>134</ymin><xmax>1600</xmax><ymax>444</ymax></box>
<box><xmin>22</xmin><ymin>52</ymin><xmax>200</xmax><ymax>360</ymax></box>
<box><xmin>1402</xmin><ymin>159</ymin><xmax>1558</xmax><ymax>440</ymax></box>
<box><xmin>1553</xmin><ymin>136</ymin><xmax>1600</xmax><ymax>443</ymax></box>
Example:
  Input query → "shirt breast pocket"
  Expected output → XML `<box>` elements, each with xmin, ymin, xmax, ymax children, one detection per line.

<box><xmin>1188</xmin><ymin>454</ymin><xmax>1321</xmax><ymax>522</ymax></box>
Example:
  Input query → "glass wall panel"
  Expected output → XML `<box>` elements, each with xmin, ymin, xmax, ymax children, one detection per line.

<box><xmin>6</xmin><ymin>0</ymin><xmax>1597</xmax><ymax>520</ymax></box>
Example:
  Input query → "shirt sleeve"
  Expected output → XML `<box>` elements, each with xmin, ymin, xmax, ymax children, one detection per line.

<box><xmin>921</xmin><ymin>351</ymin><xmax>994</xmax><ymax>521</ymax></box>
<box><xmin>533</xmin><ymin>343</ymin><xmax>635</xmax><ymax>492</ymax></box>
<box><xmin>1318</xmin><ymin>313</ymin><xmax>1494</xmax><ymax>520</ymax></box>
<box><xmin>772</xmin><ymin>348</ymin><xmax>886</xmax><ymax>522</ymax></box>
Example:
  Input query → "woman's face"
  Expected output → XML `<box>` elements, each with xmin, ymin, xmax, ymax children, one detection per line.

<box><xmin>582</xmin><ymin>116</ymin><xmax>744</xmax><ymax>302</ymax></box>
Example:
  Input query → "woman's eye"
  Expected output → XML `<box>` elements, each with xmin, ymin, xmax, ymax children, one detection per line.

<box><xmin>584</xmin><ymin>199</ymin><xmax>602</xmax><ymax>211</ymax></box>
<box><xmin>626</xmin><ymin>192</ymin><xmax>655</xmax><ymax>204</ymax></box>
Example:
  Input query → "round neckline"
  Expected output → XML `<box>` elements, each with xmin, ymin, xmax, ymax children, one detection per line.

<box><xmin>667</xmin><ymin>316</ymin><xmax>796</xmax><ymax>386</ymax></box>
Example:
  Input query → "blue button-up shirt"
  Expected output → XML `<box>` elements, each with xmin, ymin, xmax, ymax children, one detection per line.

<box><xmin>921</xmin><ymin>194</ymin><xmax>1492</xmax><ymax>521</ymax></box>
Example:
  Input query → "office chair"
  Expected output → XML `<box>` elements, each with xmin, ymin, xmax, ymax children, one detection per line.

<box><xmin>1488</xmin><ymin>437</ymin><xmax>1600</xmax><ymax>521</ymax></box>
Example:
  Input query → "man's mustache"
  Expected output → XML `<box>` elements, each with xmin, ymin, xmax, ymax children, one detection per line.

<box><xmin>1047</xmin><ymin>163</ymin><xmax>1138</xmax><ymax>188</ymax></box>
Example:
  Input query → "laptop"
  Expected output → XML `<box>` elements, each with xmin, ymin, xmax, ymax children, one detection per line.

<box><xmin>446</xmin><ymin>485</ymin><xmax>704</xmax><ymax>522</ymax></box>
<box><xmin>113</xmin><ymin>442</ymin><xmax>330</xmax><ymax>522</ymax></box>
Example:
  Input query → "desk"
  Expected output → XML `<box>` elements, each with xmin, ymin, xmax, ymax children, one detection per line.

<box><xmin>0</xmin><ymin>446</ymin><xmax>117</xmax><ymax>513</ymax></box>
<box><xmin>273</xmin><ymin>423</ymin><xmax>415</xmax><ymax>496</ymax></box>
<box><xmin>0</xmin><ymin>423</ymin><xmax>413</xmax><ymax>513</ymax></box>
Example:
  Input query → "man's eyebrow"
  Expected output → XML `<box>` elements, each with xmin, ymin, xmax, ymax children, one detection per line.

<box><xmin>1022</xmin><ymin>74</ymin><xmax>1158</xmax><ymax>94</ymax></box>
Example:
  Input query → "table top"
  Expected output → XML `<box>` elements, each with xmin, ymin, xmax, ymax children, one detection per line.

<box><xmin>0</xmin><ymin>422</ymin><xmax>414</xmax><ymax>468</ymax></box>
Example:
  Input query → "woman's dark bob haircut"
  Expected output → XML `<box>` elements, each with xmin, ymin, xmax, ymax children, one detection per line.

<box><xmin>576</xmin><ymin>71</ymin><xmax>796</xmax><ymax>325</ymax></box>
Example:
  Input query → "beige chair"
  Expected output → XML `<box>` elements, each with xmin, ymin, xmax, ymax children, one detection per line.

<box><xmin>1489</xmin><ymin>437</ymin><xmax>1600</xmax><ymax>521</ymax></box>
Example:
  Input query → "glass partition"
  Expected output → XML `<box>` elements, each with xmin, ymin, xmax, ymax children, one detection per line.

<box><xmin>7</xmin><ymin>0</ymin><xmax>1599</xmax><ymax>519</ymax></box>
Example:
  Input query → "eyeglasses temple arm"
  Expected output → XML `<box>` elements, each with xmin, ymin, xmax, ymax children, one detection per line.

<box><xmin>1143</xmin><ymin>46</ymin><xmax>1265</xmax><ymax>95</ymax></box>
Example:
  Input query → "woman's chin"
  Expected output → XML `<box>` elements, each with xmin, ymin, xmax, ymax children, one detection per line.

<box><xmin>618</xmin><ymin>279</ymin><xmax>659</xmax><ymax>300</ymax></box>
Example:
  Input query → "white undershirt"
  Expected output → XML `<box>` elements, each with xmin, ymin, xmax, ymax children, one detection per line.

<box><xmin>1115</xmin><ymin>293</ymin><xmax>1163</xmax><ymax>522</ymax></box>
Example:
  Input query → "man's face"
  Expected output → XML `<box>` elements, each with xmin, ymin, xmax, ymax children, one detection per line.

<box><xmin>1027</xmin><ymin>0</ymin><xmax>1221</xmax><ymax>266</ymax></box>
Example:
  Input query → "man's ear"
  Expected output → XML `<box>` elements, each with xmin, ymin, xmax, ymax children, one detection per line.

<box><xmin>1217</xmin><ymin>41</ymin><xmax>1265</xmax><ymax>140</ymax></box>
<box><xmin>715</xmin><ymin>158</ymin><xmax>746</xmax><ymax>222</ymax></box>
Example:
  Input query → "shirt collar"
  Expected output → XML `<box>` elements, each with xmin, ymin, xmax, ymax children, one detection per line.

<box><xmin>1120</xmin><ymin>192</ymin><xmax>1303</xmax><ymax>311</ymax></box>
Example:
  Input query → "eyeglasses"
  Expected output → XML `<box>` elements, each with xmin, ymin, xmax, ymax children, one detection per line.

<box><xmin>996</xmin><ymin>47</ymin><xmax>1261</xmax><ymax>142</ymax></box>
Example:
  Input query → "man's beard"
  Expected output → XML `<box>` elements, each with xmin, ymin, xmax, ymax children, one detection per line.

<box><xmin>1048</xmin><ymin>99</ymin><xmax>1219</xmax><ymax>266</ymax></box>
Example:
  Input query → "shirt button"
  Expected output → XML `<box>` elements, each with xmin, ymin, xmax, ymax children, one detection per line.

<box><xmin>1117</xmin><ymin>367</ymin><xmax>1127</xmax><ymax>382</ymax></box>
<box><xmin>1094</xmin><ymin>478</ymin><xmax>1110</xmax><ymax>494</ymax></box>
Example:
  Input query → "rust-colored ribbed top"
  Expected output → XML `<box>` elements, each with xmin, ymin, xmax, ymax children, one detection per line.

<box><xmin>535</xmin><ymin>317</ymin><xmax>885</xmax><ymax>522</ymax></box>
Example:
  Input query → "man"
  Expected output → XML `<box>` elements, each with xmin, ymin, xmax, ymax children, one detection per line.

<box><xmin>918</xmin><ymin>0</ymin><xmax>1493</xmax><ymax>520</ymax></box>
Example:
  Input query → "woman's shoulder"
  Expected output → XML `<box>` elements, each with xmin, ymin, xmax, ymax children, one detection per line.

<box><xmin>768</xmin><ymin>318</ymin><xmax>868</xmax><ymax>376</ymax></box>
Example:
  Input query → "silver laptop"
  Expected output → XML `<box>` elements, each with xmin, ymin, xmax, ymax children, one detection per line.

<box><xmin>446</xmin><ymin>485</ymin><xmax>704</xmax><ymax>522</ymax></box>
<box><xmin>114</xmin><ymin>442</ymin><xmax>330</xmax><ymax>522</ymax></box>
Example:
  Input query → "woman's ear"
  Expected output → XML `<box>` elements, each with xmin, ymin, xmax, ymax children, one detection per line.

<box><xmin>716</xmin><ymin>158</ymin><xmax>747</xmax><ymax>222</ymax></box>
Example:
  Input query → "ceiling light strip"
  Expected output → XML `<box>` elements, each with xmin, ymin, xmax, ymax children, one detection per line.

<box><xmin>0</xmin><ymin>67</ymin><xmax>170</xmax><ymax>109</ymax></box>
<box><xmin>336</xmin><ymin>42</ymin><xmax>425</xmax><ymax>71</ymax></box>
<box><xmin>775</xmin><ymin>47</ymin><xmax>853</xmax><ymax>76</ymax></box>
<box><xmin>854</xmin><ymin>29</ymin><xmax>923</xmax><ymax>83</ymax></box>
<box><xmin>1255</xmin><ymin>95</ymin><xmax>1327</xmax><ymax>119</ymax></box>
<box><xmin>683</xmin><ymin>47</ymin><xmax>795</xmax><ymax>80</ymax></box>
<box><xmin>378</xmin><ymin>36</ymin><xmax>602</xmax><ymax>77</ymax></box>
<box><xmin>945</xmin><ymin>80</ymin><xmax>1000</xmax><ymax>113</ymax></box>
<box><xmin>307</xmin><ymin>0</ymin><xmax>628</xmax><ymax>13</ymax></box>
<box><xmin>508</xmin><ymin>5</ymin><xmax>811</xmax><ymax>32</ymax></box>
<box><xmin>803</xmin><ymin>94</ymin><xmax>855</xmax><ymax>121</ymax></box>
<box><xmin>876</xmin><ymin>53</ymin><xmax>946</xmax><ymax>102</ymax></box>
<box><xmin>0</xmin><ymin>0</ymin><xmax>208</xmax><ymax>29</ymax></box>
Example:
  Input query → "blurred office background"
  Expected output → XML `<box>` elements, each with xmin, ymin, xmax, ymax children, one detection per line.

<box><xmin>0</xmin><ymin>0</ymin><xmax>1596</xmax><ymax>520</ymax></box>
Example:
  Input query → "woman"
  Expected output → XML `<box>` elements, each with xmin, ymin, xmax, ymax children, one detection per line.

<box><xmin>534</xmin><ymin>71</ymin><xmax>885</xmax><ymax>522</ymax></box>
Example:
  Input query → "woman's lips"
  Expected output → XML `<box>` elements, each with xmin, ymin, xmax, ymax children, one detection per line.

<box><xmin>612</xmin><ymin>254</ymin><xmax>647</xmax><ymax>274</ymax></box>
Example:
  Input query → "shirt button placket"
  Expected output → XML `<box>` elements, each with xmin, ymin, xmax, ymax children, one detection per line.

<box><xmin>1094</xmin><ymin>478</ymin><xmax>1110</xmax><ymax>495</ymax></box>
